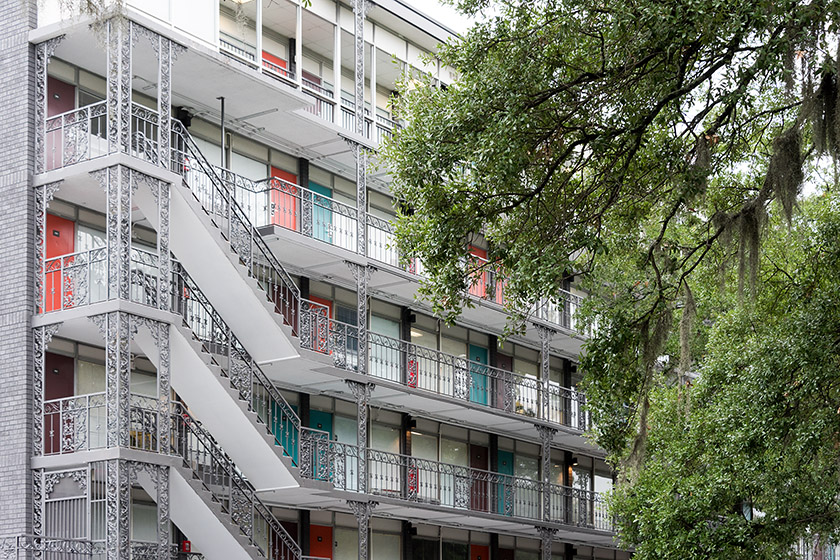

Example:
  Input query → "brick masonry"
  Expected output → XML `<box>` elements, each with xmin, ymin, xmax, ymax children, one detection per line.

<box><xmin>0</xmin><ymin>0</ymin><xmax>36</xmax><ymax>537</ymax></box>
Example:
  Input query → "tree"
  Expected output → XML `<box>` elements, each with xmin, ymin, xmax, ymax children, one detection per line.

<box><xmin>380</xmin><ymin>0</ymin><xmax>840</xmax><ymax>557</ymax></box>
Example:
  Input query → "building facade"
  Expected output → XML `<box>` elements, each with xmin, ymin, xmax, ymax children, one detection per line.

<box><xmin>0</xmin><ymin>0</ymin><xmax>628</xmax><ymax>558</ymax></box>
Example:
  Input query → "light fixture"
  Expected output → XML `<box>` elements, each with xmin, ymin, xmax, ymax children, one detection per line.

<box><xmin>571</xmin><ymin>456</ymin><xmax>578</xmax><ymax>466</ymax></box>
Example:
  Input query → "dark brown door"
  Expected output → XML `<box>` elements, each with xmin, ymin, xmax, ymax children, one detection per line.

<box><xmin>495</xmin><ymin>353</ymin><xmax>513</xmax><ymax>412</ymax></box>
<box><xmin>470</xmin><ymin>444</ymin><xmax>489</xmax><ymax>511</ymax></box>
<box><xmin>44</xmin><ymin>352</ymin><xmax>74</xmax><ymax>455</ymax></box>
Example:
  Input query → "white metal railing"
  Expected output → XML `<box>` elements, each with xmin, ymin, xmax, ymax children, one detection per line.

<box><xmin>44</xmin><ymin>102</ymin><xmax>108</xmax><ymax>170</ymax></box>
<box><xmin>299</xmin><ymin>430</ymin><xmax>614</xmax><ymax>532</ymax></box>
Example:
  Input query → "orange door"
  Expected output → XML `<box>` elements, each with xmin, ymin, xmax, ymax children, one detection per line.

<box><xmin>468</xmin><ymin>245</ymin><xmax>488</xmax><ymax>298</ymax></box>
<box><xmin>270</xmin><ymin>166</ymin><xmax>299</xmax><ymax>231</ymax></box>
<box><xmin>309</xmin><ymin>525</ymin><xmax>333</xmax><ymax>559</ymax></box>
<box><xmin>470</xmin><ymin>544</ymin><xmax>490</xmax><ymax>560</ymax></box>
<box><xmin>44</xmin><ymin>214</ymin><xmax>75</xmax><ymax>312</ymax></box>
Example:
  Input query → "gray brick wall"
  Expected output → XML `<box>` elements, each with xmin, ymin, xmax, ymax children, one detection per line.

<box><xmin>0</xmin><ymin>0</ymin><xmax>37</xmax><ymax>537</ymax></box>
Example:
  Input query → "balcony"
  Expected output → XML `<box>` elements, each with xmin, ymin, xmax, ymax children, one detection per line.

<box><xmin>293</xmin><ymin>312</ymin><xmax>590</xmax><ymax>433</ymax></box>
<box><xmin>299</xmin><ymin>429</ymin><xmax>613</xmax><ymax>533</ymax></box>
<box><xmin>222</xmin><ymin>170</ymin><xmax>590</xmax><ymax>337</ymax></box>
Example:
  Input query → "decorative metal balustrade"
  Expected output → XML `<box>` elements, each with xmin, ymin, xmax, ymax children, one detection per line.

<box><xmin>169</xmin><ymin>260</ymin><xmax>303</xmax><ymax>465</ymax></box>
<box><xmin>298</xmin><ymin>430</ymin><xmax>613</xmax><ymax>532</ymax></box>
<box><xmin>0</xmin><ymin>536</ymin><xmax>207</xmax><ymax>560</ymax></box>
<box><xmin>170</xmin><ymin>402</ymin><xmax>301</xmax><ymax>560</ymax></box>
<box><xmin>170</xmin><ymin>119</ymin><xmax>303</xmax><ymax>339</ymax></box>
<box><xmin>44</xmin><ymin>102</ymin><xmax>108</xmax><ymax>171</ymax></box>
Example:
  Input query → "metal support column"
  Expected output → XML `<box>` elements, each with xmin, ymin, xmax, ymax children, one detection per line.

<box><xmin>106</xmin><ymin>18</ymin><xmax>132</xmax><ymax>155</ymax></box>
<box><xmin>353</xmin><ymin>0</ymin><xmax>369</xmax><ymax>137</ymax></box>
<box><xmin>348</xmin><ymin>500</ymin><xmax>377</xmax><ymax>560</ymax></box>
<box><xmin>536</xmin><ymin>425</ymin><xmax>557</xmax><ymax>522</ymax></box>
<box><xmin>35</xmin><ymin>36</ymin><xmax>65</xmax><ymax>174</ymax></box>
<box><xmin>537</xmin><ymin>527</ymin><xmax>558</xmax><ymax>560</ymax></box>
<box><xmin>346</xmin><ymin>380</ymin><xmax>373</xmax><ymax>493</ymax></box>
<box><xmin>536</xmin><ymin>325</ymin><xmax>555</xmax><ymax>422</ymax></box>
<box><xmin>347</xmin><ymin>262</ymin><xmax>375</xmax><ymax>372</ymax></box>
<box><xmin>90</xmin><ymin>312</ymin><xmax>132</xmax><ymax>449</ymax></box>
<box><xmin>106</xmin><ymin>459</ymin><xmax>130</xmax><ymax>560</ymax></box>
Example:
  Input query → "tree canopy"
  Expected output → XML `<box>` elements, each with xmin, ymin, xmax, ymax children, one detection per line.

<box><xmin>380</xmin><ymin>0</ymin><xmax>840</xmax><ymax>557</ymax></box>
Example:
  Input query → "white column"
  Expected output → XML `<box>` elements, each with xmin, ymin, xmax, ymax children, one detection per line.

<box><xmin>256</xmin><ymin>0</ymin><xmax>263</xmax><ymax>72</ymax></box>
<box><xmin>333</xmin><ymin>17</ymin><xmax>342</xmax><ymax>126</ymax></box>
<box><xmin>369</xmin><ymin>38</ymin><xmax>376</xmax><ymax>138</ymax></box>
<box><xmin>296</xmin><ymin>2</ymin><xmax>303</xmax><ymax>86</ymax></box>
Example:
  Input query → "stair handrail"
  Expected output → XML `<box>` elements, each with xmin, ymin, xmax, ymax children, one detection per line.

<box><xmin>171</xmin><ymin>401</ymin><xmax>302</xmax><ymax>560</ymax></box>
<box><xmin>169</xmin><ymin>120</ymin><xmax>302</xmax><ymax>336</ymax></box>
<box><xmin>170</xmin><ymin>259</ymin><xmax>302</xmax><ymax>466</ymax></box>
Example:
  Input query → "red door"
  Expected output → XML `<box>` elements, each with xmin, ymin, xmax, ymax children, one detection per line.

<box><xmin>270</xmin><ymin>166</ymin><xmax>299</xmax><ymax>230</ymax></box>
<box><xmin>44</xmin><ymin>352</ymin><xmax>75</xmax><ymax>454</ymax></box>
<box><xmin>47</xmin><ymin>76</ymin><xmax>75</xmax><ymax>117</ymax></box>
<box><xmin>309</xmin><ymin>525</ymin><xmax>333</xmax><ymax>559</ymax></box>
<box><xmin>307</xmin><ymin>295</ymin><xmax>332</xmax><ymax>354</ymax></box>
<box><xmin>44</xmin><ymin>213</ymin><xmax>75</xmax><ymax>312</ymax></box>
<box><xmin>470</xmin><ymin>444</ymin><xmax>489</xmax><ymax>511</ymax></box>
<box><xmin>470</xmin><ymin>545</ymin><xmax>490</xmax><ymax>560</ymax></box>
<box><xmin>468</xmin><ymin>245</ymin><xmax>488</xmax><ymax>298</ymax></box>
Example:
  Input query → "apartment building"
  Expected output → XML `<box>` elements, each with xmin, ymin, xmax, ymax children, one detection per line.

<box><xmin>0</xmin><ymin>0</ymin><xmax>629</xmax><ymax>558</ymax></box>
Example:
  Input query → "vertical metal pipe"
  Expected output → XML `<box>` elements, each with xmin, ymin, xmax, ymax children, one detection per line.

<box><xmin>217</xmin><ymin>96</ymin><xmax>225</xmax><ymax>168</ymax></box>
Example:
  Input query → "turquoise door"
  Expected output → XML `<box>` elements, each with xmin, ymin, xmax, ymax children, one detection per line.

<box><xmin>309</xmin><ymin>181</ymin><xmax>333</xmax><ymax>243</ymax></box>
<box><xmin>309</xmin><ymin>409</ymin><xmax>333</xmax><ymax>439</ymax></box>
<box><xmin>469</xmin><ymin>344</ymin><xmax>489</xmax><ymax>405</ymax></box>
<box><xmin>272</xmin><ymin>403</ymin><xmax>299</xmax><ymax>466</ymax></box>
<box><xmin>496</xmin><ymin>450</ymin><xmax>514</xmax><ymax>515</ymax></box>
<box><xmin>309</xmin><ymin>410</ymin><xmax>333</xmax><ymax>481</ymax></box>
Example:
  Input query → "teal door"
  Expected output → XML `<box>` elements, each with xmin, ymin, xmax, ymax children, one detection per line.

<box><xmin>469</xmin><ymin>344</ymin><xmax>489</xmax><ymax>405</ymax></box>
<box><xmin>309</xmin><ymin>181</ymin><xmax>333</xmax><ymax>243</ymax></box>
<box><xmin>272</xmin><ymin>403</ymin><xmax>299</xmax><ymax>466</ymax></box>
<box><xmin>309</xmin><ymin>410</ymin><xmax>333</xmax><ymax>481</ymax></box>
<box><xmin>496</xmin><ymin>450</ymin><xmax>514</xmax><ymax>515</ymax></box>
<box><xmin>309</xmin><ymin>409</ymin><xmax>333</xmax><ymax>439</ymax></box>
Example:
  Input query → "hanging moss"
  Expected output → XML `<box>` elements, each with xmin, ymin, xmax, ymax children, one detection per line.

<box><xmin>678</xmin><ymin>282</ymin><xmax>695</xmax><ymax>382</ymax></box>
<box><xmin>810</xmin><ymin>71</ymin><xmax>839</xmax><ymax>157</ymax></box>
<box><xmin>766</xmin><ymin>126</ymin><xmax>804</xmax><ymax>223</ymax></box>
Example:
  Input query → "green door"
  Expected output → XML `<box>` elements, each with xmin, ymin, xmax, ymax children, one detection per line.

<box><xmin>496</xmin><ymin>450</ymin><xmax>514</xmax><ymax>515</ymax></box>
<box><xmin>469</xmin><ymin>344</ymin><xmax>489</xmax><ymax>405</ymax></box>
<box><xmin>309</xmin><ymin>181</ymin><xmax>333</xmax><ymax>243</ymax></box>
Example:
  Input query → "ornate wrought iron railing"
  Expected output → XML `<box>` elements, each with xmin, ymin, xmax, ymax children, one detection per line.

<box><xmin>42</xmin><ymin>392</ymin><xmax>107</xmax><ymax>456</ymax></box>
<box><xmin>44</xmin><ymin>101</ymin><xmax>108</xmax><ymax>171</ymax></box>
<box><xmin>39</xmin><ymin>245</ymin><xmax>166</xmax><ymax>314</ymax></box>
<box><xmin>170</xmin><ymin>402</ymin><xmax>301</xmax><ymax>560</ymax></box>
<box><xmin>170</xmin><ymin>119</ymin><xmax>302</xmax><ymax>337</ymax></box>
<box><xmin>0</xmin><ymin>535</ymin><xmax>207</xmax><ymax>559</ymax></box>
<box><xmin>41</xmin><ymin>247</ymin><xmax>108</xmax><ymax>313</ymax></box>
<box><xmin>532</xmin><ymin>291</ymin><xmax>588</xmax><ymax>335</ymax></box>
<box><xmin>170</xmin><ymin>260</ymin><xmax>302</xmax><ymax>466</ymax></box>
<box><xmin>297</xmin><ymin>430</ymin><xmax>613</xmax><ymax>532</ymax></box>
